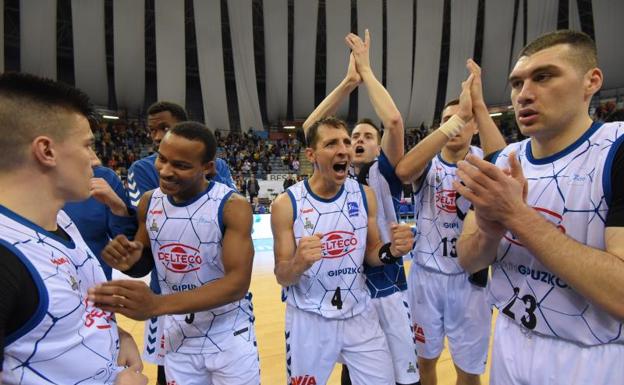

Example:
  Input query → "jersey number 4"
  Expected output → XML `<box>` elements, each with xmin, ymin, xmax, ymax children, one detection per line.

<box><xmin>331</xmin><ymin>287</ymin><xmax>343</xmax><ymax>310</ymax></box>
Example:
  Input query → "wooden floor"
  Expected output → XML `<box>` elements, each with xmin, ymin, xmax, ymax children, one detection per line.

<box><xmin>118</xmin><ymin>250</ymin><xmax>495</xmax><ymax>385</ymax></box>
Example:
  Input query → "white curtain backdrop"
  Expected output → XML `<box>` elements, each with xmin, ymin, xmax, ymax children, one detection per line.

<box><xmin>71</xmin><ymin>0</ymin><xmax>108</xmax><ymax>106</ymax></box>
<box><xmin>569</xmin><ymin>0</ymin><xmax>582</xmax><ymax>31</ymax></box>
<box><xmin>526</xmin><ymin>0</ymin><xmax>558</xmax><ymax>43</ymax></box>
<box><xmin>194</xmin><ymin>0</ymin><xmax>230</xmax><ymax>131</ymax></box>
<box><xmin>357</xmin><ymin>0</ymin><xmax>383</xmax><ymax>123</ymax></box>
<box><xmin>227</xmin><ymin>0</ymin><xmax>264</xmax><ymax>131</ymax></box>
<box><xmin>510</xmin><ymin>0</ymin><xmax>525</xmax><ymax>69</ymax></box>
<box><xmin>325</xmin><ymin>0</ymin><xmax>351</xmax><ymax>119</ymax></box>
<box><xmin>407</xmin><ymin>0</ymin><xmax>444</xmax><ymax>127</ymax></box>
<box><xmin>592</xmin><ymin>0</ymin><xmax>624</xmax><ymax>90</ymax></box>
<box><xmin>446</xmin><ymin>0</ymin><xmax>478</xmax><ymax>103</ymax></box>
<box><xmin>386</xmin><ymin>0</ymin><xmax>414</xmax><ymax>120</ymax></box>
<box><xmin>20</xmin><ymin>0</ymin><xmax>56</xmax><ymax>79</ymax></box>
<box><xmin>263</xmin><ymin>0</ymin><xmax>288</xmax><ymax>124</ymax></box>
<box><xmin>155</xmin><ymin>0</ymin><xmax>185</xmax><ymax>107</ymax></box>
<box><xmin>481</xmin><ymin>0</ymin><xmax>515</xmax><ymax>106</ymax></box>
<box><xmin>113</xmin><ymin>0</ymin><xmax>145</xmax><ymax>112</ymax></box>
<box><xmin>293</xmin><ymin>0</ymin><xmax>319</xmax><ymax>119</ymax></box>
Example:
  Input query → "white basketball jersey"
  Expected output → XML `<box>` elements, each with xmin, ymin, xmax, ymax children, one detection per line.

<box><xmin>412</xmin><ymin>146</ymin><xmax>483</xmax><ymax>274</ymax></box>
<box><xmin>1</xmin><ymin>207</ymin><xmax>121</xmax><ymax>385</ymax></box>
<box><xmin>490</xmin><ymin>121</ymin><xmax>624</xmax><ymax>346</ymax></box>
<box><xmin>285</xmin><ymin>178</ymin><xmax>370</xmax><ymax>319</ymax></box>
<box><xmin>147</xmin><ymin>182</ymin><xmax>255</xmax><ymax>354</ymax></box>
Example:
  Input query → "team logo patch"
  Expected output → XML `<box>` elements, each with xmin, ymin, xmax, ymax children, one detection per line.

<box><xmin>435</xmin><ymin>189</ymin><xmax>457</xmax><ymax>213</ymax></box>
<box><xmin>347</xmin><ymin>201</ymin><xmax>359</xmax><ymax>217</ymax></box>
<box><xmin>304</xmin><ymin>217</ymin><xmax>314</xmax><ymax>230</ymax></box>
<box><xmin>149</xmin><ymin>209</ymin><xmax>163</xmax><ymax>215</ymax></box>
<box><xmin>413</xmin><ymin>323</ymin><xmax>426</xmax><ymax>343</ymax></box>
<box><xmin>291</xmin><ymin>375</ymin><xmax>317</xmax><ymax>385</ymax></box>
<box><xmin>149</xmin><ymin>219</ymin><xmax>160</xmax><ymax>232</ymax></box>
<box><xmin>51</xmin><ymin>256</ymin><xmax>69</xmax><ymax>266</ymax></box>
<box><xmin>321</xmin><ymin>231</ymin><xmax>358</xmax><ymax>259</ymax></box>
<box><xmin>407</xmin><ymin>362</ymin><xmax>417</xmax><ymax>373</ymax></box>
<box><xmin>158</xmin><ymin>243</ymin><xmax>202</xmax><ymax>273</ymax></box>
<box><xmin>504</xmin><ymin>207</ymin><xmax>565</xmax><ymax>247</ymax></box>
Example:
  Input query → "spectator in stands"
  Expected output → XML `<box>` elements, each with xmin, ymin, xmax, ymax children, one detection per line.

<box><xmin>283</xmin><ymin>174</ymin><xmax>296</xmax><ymax>191</ymax></box>
<box><xmin>247</xmin><ymin>174</ymin><xmax>260</xmax><ymax>204</ymax></box>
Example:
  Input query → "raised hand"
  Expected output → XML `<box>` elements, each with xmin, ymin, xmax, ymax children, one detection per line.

<box><xmin>457</xmin><ymin>73</ymin><xmax>475</xmax><ymax>123</ymax></box>
<box><xmin>345</xmin><ymin>53</ymin><xmax>362</xmax><ymax>86</ymax></box>
<box><xmin>466</xmin><ymin>59</ymin><xmax>486</xmax><ymax>110</ymax></box>
<box><xmin>389</xmin><ymin>223</ymin><xmax>414</xmax><ymax>257</ymax></box>
<box><xmin>101</xmin><ymin>234</ymin><xmax>143</xmax><ymax>272</ymax></box>
<box><xmin>345</xmin><ymin>29</ymin><xmax>371</xmax><ymax>74</ymax></box>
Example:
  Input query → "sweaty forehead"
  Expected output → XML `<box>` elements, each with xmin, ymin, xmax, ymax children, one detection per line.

<box><xmin>148</xmin><ymin>111</ymin><xmax>177</xmax><ymax>128</ymax></box>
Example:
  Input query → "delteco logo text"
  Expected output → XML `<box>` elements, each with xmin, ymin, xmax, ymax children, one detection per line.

<box><xmin>158</xmin><ymin>243</ymin><xmax>202</xmax><ymax>273</ymax></box>
<box><xmin>321</xmin><ymin>231</ymin><xmax>358</xmax><ymax>259</ymax></box>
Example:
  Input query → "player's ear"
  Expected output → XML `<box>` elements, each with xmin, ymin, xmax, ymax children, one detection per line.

<box><xmin>305</xmin><ymin>147</ymin><xmax>315</xmax><ymax>164</ymax></box>
<box><xmin>203</xmin><ymin>160</ymin><xmax>216</xmax><ymax>177</ymax></box>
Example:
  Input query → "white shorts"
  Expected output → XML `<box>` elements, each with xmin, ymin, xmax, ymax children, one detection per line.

<box><xmin>371</xmin><ymin>292</ymin><xmax>420</xmax><ymax>384</ymax></box>
<box><xmin>142</xmin><ymin>316</ymin><xmax>165</xmax><ymax>365</ymax></box>
<box><xmin>407</xmin><ymin>264</ymin><xmax>491</xmax><ymax>374</ymax></box>
<box><xmin>491</xmin><ymin>315</ymin><xmax>624</xmax><ymax>385</ymax></box>
<box><xmin>164</xmin><ymin>333</ymin><xmax>260</xmax><ymax>385</ymax></box>
<box><xmin>285</xmin><ymin>304</ymin><xmax>394</xmax><ymax>385</ymax></box>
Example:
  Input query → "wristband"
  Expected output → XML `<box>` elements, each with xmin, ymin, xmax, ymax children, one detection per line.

<box><xmin>438</xmin><ymin>114</ymin><xmax>466</xmax><ymax>138</ymax></box>
<box><xmin>379</xmin><ymin>242</ymin><xmax>401</xmax><ymax>264</ymax></box>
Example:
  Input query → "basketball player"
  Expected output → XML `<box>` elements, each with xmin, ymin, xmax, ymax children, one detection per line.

<box><xmin>90</xmin><ymin>122</ymin><xmax>259</xmax><ymax>385</ymax></box>
<box><xmin>272</xmin><ymin>116</ymin><xmax>415</xmax><ymax>385</ymax></box>
<box><xmin>455</xmin><ymin>30</ymin><xmax>624</xmax><ymax>384</ymax></box>
<box><xmin>302</xmin><ymin>30</ymin><xmax>419</xmax><ymax>385</ymax></box>
<box><xmin>0</xmin><ymin>72</ymin><xmax>146</xmax><ymax>385</ymax></box>
<box><xmin>126</xmin><ymin>101</ymin><xmax>235</xmax><ymax>383</ymax></box>
<box><xmin>394</xmin><ymin>60</ymin><xmax>506</xmax><ymax>385</ymax></box>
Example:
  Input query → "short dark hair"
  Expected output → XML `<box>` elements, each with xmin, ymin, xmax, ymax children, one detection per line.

<box><xmin>147</xmin><ymin>101</ymin><xmax>188</xmax><ymax>122</ymax></box>
<box><xmin>0</xmin><ymin>72</ymin><xmax>94</xmax><ymax>170</ymax></box>
<box><xmin>443</xmin><ymin>99</ymin><xmax>460</xmax><ymax>110</ymax></box>
<box><xmin>519</xmin><ymin>30</ymin><xmax>597</xmax><ymax>73</ymax></box>
<box><xmin>354</xmin><ymin>118</ymin><xmax>382</xmax><ymax>143</ymax></box>
<box><xmin>305</xmin><ymin>116</ymin><xmax>350</xmax><ymax>148</ymax></box>
<box><xmin>168</xmin><ymin>121</ymin><xmax>217</xmax><ymax>163</ymax></box>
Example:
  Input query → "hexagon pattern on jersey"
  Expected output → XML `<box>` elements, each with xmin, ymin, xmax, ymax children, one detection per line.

<box><xmin>490</xmin><ymin>122</ymin><xmax>624</xmax><ymax>346</ymax></box>
<box><xmin>285</xmin><ymin>179</ymin><xmax>370</xmax><ymax>319</ymax></box>
<box><xmin>147</xmin><ymin>184</ymin><xmax>255</xmax><ymax>354</ymax></box>
<box><xmin>1</xmin><ymin>212</ymin><xmax>120</xmax><ymax>385</ymax></box>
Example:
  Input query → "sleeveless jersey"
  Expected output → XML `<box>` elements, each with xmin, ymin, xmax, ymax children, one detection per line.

<box><xmin>147</xmin><ymin>182</ymin><xmax>255</xmax><ymax>354</ymax></box>
<box><xmin>1</xmin><ymin>207</ymin><xmax>121</xmax><ymax>385</ymax></box>
<box><xmin>285</xmin><ymin>178</ymin><xmax>370</xmax><ymax>319</ymax></box>
<box><xmin>412</xmin><ymin>146</ymin><xmax>483</xmax><ymax>274</ymax></box>
<box><xmin>352</xmin><ymin>152</ymin><xmax>408</xmax><ymax>298</ymax></box>
<box><xmin>490</xmin><ymin>121</ymin><xmax>624</xmax><ymax>346</ymax></box>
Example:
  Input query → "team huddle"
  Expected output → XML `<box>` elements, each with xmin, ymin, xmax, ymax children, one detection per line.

<box><xmin>1</xmin><ymin>29</ymin><xmax>623</xmax><ymax>385</ymax></box>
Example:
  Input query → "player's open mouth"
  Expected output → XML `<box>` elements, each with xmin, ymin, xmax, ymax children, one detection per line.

<box><xmin>355</xmin><ymin>146</ymin><xmax>365</xmax><ymax>155</ymax></box>
<box><xmin>333</xmin><ymin>162</ymin><xmax>348</xmax><ymax>174</ymax></box>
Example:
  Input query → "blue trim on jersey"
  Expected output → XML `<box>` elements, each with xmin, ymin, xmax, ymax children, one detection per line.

<box><xmin>1</xmin><ymin>239</ymin><xmax>50</xmax><ymax>346</ymax></box>
<box><xmin>377</xmin><ymin>151</ymin><xmax>403</xmax><ymax>199</ymax></box>
<box><xmin>526</xmin><ymin>121</ymin><xmax>602</xmax><ymax>165</ymax></box>
<box><xmin>303</xmin><ymin>179</ymin><xmax>345</xmax><ymax>203</ymax></box>
<box><xmin>436</xmin><ymin>153</ymin><xmax>458</xmax><ymax>168</ymax></box>
<box><xmin>412</xmin><ymin>161</ymin><xmax>432</xmax><ymax>196</ymax></box>
<box><xmin>359</xmin><ymin>183</ymin><xmax>369</xmax><ymax>215</ymax></box>
<box><xmin>488</xmin><ymin>150</ymin><xmax>502</xmax><ymax>164</ymax></box>
<box><xmin>166</xmin><ymin>181</ymin><xmax>215</xmax><ymax>207</ymax></box>
<box><xmin>218</xmin><ymin>190</ymin><xmax>236</xmax><ymax>235</ymax></box>
<box><xmin>286</xmin><ymin>189</ymin><xmax>297</xmax><ymax>222</ymax></box>
<box><xmin>0</xmin><ymin>206</ymin><xmax>76</xmax><ymax>249</ymax></box>
<box><xmin>603</xmin><ymin>133</ymin><xmax>624</xmax><ymax>206</ymax></box>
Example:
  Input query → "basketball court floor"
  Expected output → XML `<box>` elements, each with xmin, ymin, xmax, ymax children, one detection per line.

<box><xmin>116</xmin><ymin>237</ymin><xmax>495</xmax><ymax>384</ymax></box>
